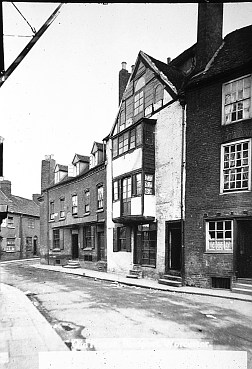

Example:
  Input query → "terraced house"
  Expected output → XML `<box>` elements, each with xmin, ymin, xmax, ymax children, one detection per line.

<box><xmin>39</xmin><ymin>141</ymin><xmax>107</xmax><ymax>271</ymax></box>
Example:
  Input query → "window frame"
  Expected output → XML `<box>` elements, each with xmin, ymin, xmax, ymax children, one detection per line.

<box><xmin>72</xmin><ymin>194</ymin><xmax>78</xmax><ymax>215</ymax></box>
<box><xmin>84</xmin><ymin>189</ymin><xmax>90</xmax><ymax>213</ymax></box>
<box><xmin>28</xmin><ymin>218</ymin><xmax>35</xmax><ymax>229</ymax></box>
<box><xmin>222</xmin><ymin>74</ymin><xmax>252</xmax><ymax>125</ymax></box>
<box><xmin>7</xmin><ymin>216</ymin><xmax>14</xmax><ymax>228</ymax></box>
<box><xmin>144</xmin><ymin>174</ymin><xmax>154</xmax><ymax>195</ymax></box>
<box><xmin>112</xmin><ymin>124</ymin><xmax>142</xmax><ymax>159</ymax></box>
<box><xmin>97</xmin><ymin>185</ymin><xmax>104</xmax><ymax>210</ymax></box>
<box><xmin>26</xmin><ymin>236</ymin><xmax>32</xmax><ymax>250</ymax></box>
<box><xmin>49</xmin><ymin>201</ymin><xmax>55</xmax><ymax>221</ymax></box>
<box><xmin>60</xmin><ymin>197</ymin><xmax>65</xmax><ymax>218</ymax></box>
<box><xmin>6</xmin><ymin>238</ymin><xmax>15</xmax><ymax>252</ymax></box>
<box><xmin>220</xmin><ymin>138</ymin><xmax>251</xmax><ymax>194</ymax></box>
<box><xmin>206</xmin><ymin>220</ymin><xmax>233</xmax><ymax>253</ymax></box>
<box><xmin>53</xmin><ymin>229</ymin><xmax>60</xmax><ymax>249</ymax></box>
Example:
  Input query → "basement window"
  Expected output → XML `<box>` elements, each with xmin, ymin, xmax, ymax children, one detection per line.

<box><xmin>211</xmin><ymin>277</ymin><xmax>231</xmax><ymax>290</ymax></box>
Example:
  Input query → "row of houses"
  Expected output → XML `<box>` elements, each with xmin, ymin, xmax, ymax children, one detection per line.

<box><xmin>39</xmin><ymin>3</ymin><xmax>252</xmax><ymax>290</ymax></box>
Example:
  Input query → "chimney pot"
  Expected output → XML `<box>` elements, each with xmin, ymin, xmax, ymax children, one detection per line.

<box><xmin>121</xmin><ymin>62</ymin><xmax>127</xmax><ymax>70</ymax></box>
<box><xmin>167</xmin><ymin>57</ymin><xmax>171</xmax><ymax>64</ymax></box>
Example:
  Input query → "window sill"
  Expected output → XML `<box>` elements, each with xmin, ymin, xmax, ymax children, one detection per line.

<box><xmin>52</xmin><ymin>248</ymin><xmax>61</xmax><ymax>252</ymax></box>
<box><xmin>204</xmin><ymin>251</ymin><xmax>233</xmax><ymax>254</ymax></box>
<box><xmin>96</xmin><ymin>208</ymin><xmax>104</xmax><ymax>213</ymax></box>
<box><xmin>5</xmin><ymin>250</ymin><xmax>15</xmax><ymax>253</ymax></box>
<box><xmin>84</xmin><ymin>212</ymin><xmax>90</xmax><ymax>217</ymax></box>
<box><xmin>222</xmin><ymin>117</ymin><xmax>252</xmax><ymax>126</ymax></box>
<box><xmin>83</xmin><ymin>247</ymin><xmax>93</xmax><ymax>251</ymax></box>
<box><xmin>72</xmin><ymin>214</ymin><xmax>78</xmax><ymax>217</ymax></box>
<box><xmin>7</xmin><ymin>226</ymin><xmax>15</xmax><ymax>229</ymax></box>
<box><xmin>220</xmin><ymin>190</ymin><xmax>251</xmax><ymax>195</ymax></box>
<box><xmin>48</xmin><ymin>220</ymin><xmax>55</xmax><ymax>223</ymax></box>
<box><xmin>59</xmin><ymin>217</ymin><xmax>66</xmax><ymax>221</ymax></box>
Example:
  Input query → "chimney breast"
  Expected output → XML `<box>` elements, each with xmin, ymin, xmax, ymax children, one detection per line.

<box><xmin>119</xmin><ymin>62</ymin><xmax>130</xmax><ymax>105</ymax></box>
<box><xmin>41</xmin><ymin>155</ymin><xmax>56</xmax><ymax>192</ymax></box>
<box><xmin>196</xmin><ymin>3</ymin><xmax>223</xmax><ymax>72</ymax></box>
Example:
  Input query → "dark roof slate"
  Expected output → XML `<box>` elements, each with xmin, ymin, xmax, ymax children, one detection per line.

<box><xmin>0</xmin><ymin>190</ymin><xmax>40</xmax><ymax>217</ymax></box>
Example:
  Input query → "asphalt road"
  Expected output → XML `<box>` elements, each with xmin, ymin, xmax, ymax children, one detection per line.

<box><xmin>1</xmin><ymin>260</ymin><xmax>252</xmax><ymax>366</ymax></box>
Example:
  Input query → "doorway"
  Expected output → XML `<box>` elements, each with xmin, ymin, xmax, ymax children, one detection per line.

<box><xmin>97</xmin><ymin>231</ymin><xmax>105</xmax><ymax>261</ymax></box>
<box><xmin>165</xmin><ymin>221</ymin><xmax>182</xmax><ymax>272</ymax></box>
<box><xmin>33</xmin><ymin>236</ymin><xmax>38</xmax><ymax>256</ymax></box>
<box><xmin>236</xmin><ymin>220</ymin><xmax>252</xmax><ymax>278</ymax></box>
<box><xmin>72</xmin><ymin>233</ymin><xmax>79</xmax><ymax>259</ymax></box>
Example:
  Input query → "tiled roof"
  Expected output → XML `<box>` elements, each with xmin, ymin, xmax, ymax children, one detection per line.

<box><xmin>56</xmin><ymin>164</ymin><xmax>68</xmax><ymax>172</ymax></box>
<box><xmin>190</xmin><ymin>25</ymin><xmax>252</xmax><ymax>84</ymax></box>
<box><xmin>72</xmin><ymin>154</ymin><xmax>90</xmax><ymax>164</ymax></box>
<box><xmin>0</xmin><ymin>190</ymin><xmax>40</xmax><ymax>217</ymax></box>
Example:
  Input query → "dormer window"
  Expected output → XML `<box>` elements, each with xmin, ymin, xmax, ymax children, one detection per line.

<box><xmin>54</xmin><ymin>164</ymin><xmax>67</xmax><ymax>184</ymax></box>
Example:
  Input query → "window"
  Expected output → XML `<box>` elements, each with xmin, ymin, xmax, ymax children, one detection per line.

<box><xmin>60</xmin><ymin>198</ymin><xmax>65</xmax><ymax>218</ymax></box>
<box><xmin>113</xmin><ymin>226</ymin><xmax>131</xmax><ymax>252</ymax></box>
<box><xmin>113</xmin><ymin>180</ymin><xmax>119</xmax><ymax>202</ymax></box>
<box><xmin>72</xmin><ymin>195</ymin><xmax>78</xmax><ymax>215</ymax></box>
<box><xmin>112</xmin><ymin>124</ymin><xmax>142</xmax><ymax>158</ymax></box>
<box><xmin>7</xmin><ymin>216</ymin><xmax>14</xmax><ymax>227</ymax></box>
<box><xmin>53</xmin><ymin>229</ymin><xmax>60</xmax><ymax>249</ymax></box>
<box><xmin>140</xmin><ymin>226</ymin><xmax>157</xmax><ymax>267</ymax></box>
<box><xmin>223</xmin><ymin>75</ymin><xmax>251</xmax><ymax>125</ymax></box>
<box><xmin>118</xmin><ymin>227</ymin><xmax>127</xmax><ymax>251</ymax></box>
<box><xmin>119</xmin><ymin>102</ymin><xmax>126</xmax><ymax>132</ymax></box>
<box><xmin>97</xmin><ymin>186</ymin><xmax>104</xmax><ymax>209</ymax></box>
<box><xmin>132</xmin><ymin>173</ymin><xmax>142</xmax><ymax>196</ymax></box>
<box><xmin>144</xmin><ymin>174</ymin><xmax>154</xmax><ymax>194</ymax></box>
<box><xmin>154</xmin><ymin>84</ymin><xmax>163</xmax><ymax>104</ymax></box>
<box><xmin>134</xmin><ymin>90</ymin><xmax>144</xmax><ymax>116</ymax></box>
<box><xmin>83</xmin><ymin>225</ymin><xmax>95</xmax><ymax>249</ymax></box>
<box><xmin>206</xmin><ymin>220</ymin><xmax>233</xmax><ymax>253</ymax></box>
<box><xmin>221</xmin><ymin>139</ymin><xmax>251</xmax><ymax>193</ymax></box>
<box><xmin>6</xmin><ymin>238</ymin><xmax>15</xmax><ymax>252</ymax></box>
<box><xmin>26</xmin><ymin>237</ymin><xmax>32</xmax><ymax>250</ymax></box>
<box><xmin>49</xmin><ymin>201</ymin><xmax>54</xmax><ymax>220</ymax></box>
<box><xmin>84</xmin><ymin>190</ymin><xmax>90</xmax><ymax>213</ymax></box>
<box><xmin>28</xmin><ymin>218</ymin><xmax>35</xmax><ymax>228</ymax></box>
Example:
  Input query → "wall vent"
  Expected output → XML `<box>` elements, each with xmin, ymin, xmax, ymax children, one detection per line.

<box><xmin>211</xmin><ymin>277</ymin><xmax>230</xmax><ymax>289</ymax></box>
<box><xmin>84</xmin><ymin>254</ymin><xmax>92</xmax><ymax>262</ymax></box>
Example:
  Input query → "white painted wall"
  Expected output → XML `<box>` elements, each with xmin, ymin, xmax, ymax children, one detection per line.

<box><xmin>143</xmin><ymin>195</ymin><xmax>156</xmax><ymax>217</ymax></box>
<box><xmin>113</xmin><ymin>148</ymin><xmax>142</xmax><ymax>178</ymax></box>
<box><xmin>131</xmin><ymin>196</ymin><xmax>141</xmax><ymax>215</ymax></box>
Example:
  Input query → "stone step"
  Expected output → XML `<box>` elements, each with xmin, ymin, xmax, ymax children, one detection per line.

<box><xmin>126</xmin><ymin>274</ymin><xmax>139</xmax><ymax>279</ymax></box>
<box><xmin>162</xmin><ymin>274</ymin><xmax>182</xmax><ymax>282</ymax></box>
<box><xmin>62</xmin><ymin>264</ymin><xmax>81</xmax><ymax>269</ymax></box>
<box><xmin>231</xmin><ymin>287</ymin><xmax>252</xmax><ymax>296</ymax></box>
<box><xmin>232</xmin><ymin>283</ymin><xmax>252</xmax><ymax>290</ymax></box>
<box><xmin>158</xmin><ymin>278</ymin><xmax>182</xmax><ymax>287</ymax></box>
<box><xmin>236</xmin><ymin>278</ymin><xmax>252</xmax><ymax>285</ymax></box>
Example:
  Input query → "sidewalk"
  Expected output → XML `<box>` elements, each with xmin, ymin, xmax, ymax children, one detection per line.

<box><xmin>26</xmin><ymin>259</ymin><xmax>252</xmax><ymax>303</ymax></box>
<box><xmin>0</xmin><ymin>282</ymin><xmax>68</xmax><ymax>369</ymax></box>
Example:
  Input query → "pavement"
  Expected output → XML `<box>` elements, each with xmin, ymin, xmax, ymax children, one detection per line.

<box><xmin>0</xmin><ymin>258</ymin><xmax>251</xmax><ymax>369</ymax></box>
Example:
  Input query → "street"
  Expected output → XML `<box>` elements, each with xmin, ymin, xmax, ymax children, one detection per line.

<box><xmin>1</xmin><ymin>260</ymin><xmax>252</xmax><ymax>366</ymax></box>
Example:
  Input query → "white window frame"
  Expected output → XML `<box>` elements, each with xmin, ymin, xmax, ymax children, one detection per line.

<box><xmin>72</xmin><ymin>194</ymin><xmax>78</xmax><ymax>215</ymax></box>
<box><xmin>6</xmin><ymin>238</ymin><xmax>15</xmax><ymax>252</ymax></box>
<box><xmin>220</xmin><ymin>138</ymin><xmax>251</xmax><ymax>194</ymax></box>
<box><xmin>222</xmin><ymin>74</ymin><xmax>252</xmax><ymax>125</ymax></box>
<box><xmin>206</xmin><ymin>220</ymin><xmax>233</xmax><ymax>253</ymax></box>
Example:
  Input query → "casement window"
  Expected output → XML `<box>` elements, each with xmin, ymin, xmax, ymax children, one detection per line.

<box><xmin>132</xmin><ymin>173</ymin><xmax>142</xmax><ymax>196</ymax></box>
<box><xmin>112</xmin><ymin>124</ymin><xmax>142</xmax><ymax>158</ymax></box>
<box><xmin>113</xmin><ymin>226</ymin><xmax>131</xmax><ymax>252</ymax></box>
<box><xmin>97</xmin><ymin>185</ymin><xmax>104</xmax><ymax>209</ymax></box>
<box><xmin>6</xmin><ymin>238</ymin><xmax>15</xmax><ymax>252</ymax></box>
<box><xmin>221</xmin><ymin>139</ymin><xmax>251</xmax><ymax>193</ymax></box>
<box><xmin>119</xmin><ymin>102</ymin><xmax>126</xmax><ymax>132</ymax></box>
<box><xmin>113</xmin><ymin>180</ymin><xmax>119</xmax><ymax>202</ymax></box>
<box><xmin>26</xmin><ymin>237</ymin><xmax>32</xmax><ymax>250</ymax></box>
<box><xmin>134</xmin><ymin>76</ymin><xmax>145</xmax><ymax>116</ymax></box>
<box><xmin>83</xmin><ymin>225</ymin><xmax>95</xmax><ymax>249</ymax></box>
<box><xmin>72</xmin><ymin>195</ymin><xmax>78</xmax><ymax>215</ymax></box>
<box><xmin>28</xmin><ymin>218</ymin><xmax>35</xmax><ymax>228</ymax></box>
<box><xmin>49</xmin><ymin>201</ymin><xmax>55</xmax><ymax>220</ymax></box>
<box><xmin>60</xmin><ymin>198</ymin><xmax>65</xmax><ymax>218</ymax></box>
<box><xmin>53</xmin><ymin>229</ymin><xmax>60</xmax><ymax>249</ymax></box>
<box><xmin>144</xmin><ymin>174</ymin><xmax>154</xmax><ymax>194</ymax></box>
<box><xmin>141</xmin><ymin>228</ymin><xmax>157</xmax><ymax>267</ymax></box>
<box><xmin>206</xmin><ymin>220</ymin><xmax>233</xmax><ymax>253</ymax></box>
<box><xmin>113</xmin><ymin>172</ymin><xmax>143</xmax><ymax>202</ymax></box>
<box><xmin>84</xmin><ymin>190</ymin><xmax>90</xmax><ymax>213</ymax></box>
<box><xmin>223</xmin><ymin>75</ymin><xmax>251</xmax><ymax>125</ymax></box>
<box><xmin>7</xmin><ymin>216</ymin><xmax>14</xmax><ymax>227</ymax></box>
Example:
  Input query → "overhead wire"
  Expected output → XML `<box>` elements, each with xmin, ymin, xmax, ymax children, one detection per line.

<box><xmin>11</xmin><ymin>2</ymin><xmax>36</xmax><ymax>35</ymax></box>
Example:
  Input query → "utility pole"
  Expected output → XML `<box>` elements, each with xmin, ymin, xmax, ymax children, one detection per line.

<box><xmin>0</xmin><ymin>2</ymin><xmax>4</xmax><ymax>76</ymax></box>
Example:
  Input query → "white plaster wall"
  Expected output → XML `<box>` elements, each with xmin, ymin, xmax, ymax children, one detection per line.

<box><xmin>131</xmin><ymin>196</ymin><xmax>141</xmax><ymax>215</ymax></box>
<box><xmin>143</xmin><ymin>195</ymin><xmax>156</xmax><ymax>217</ymax></box>
<box><xmin>112</xmin><ymin>201</ymin><xmax>120</xmax><ymax>218</ymax></box>
<box><xmin>154</xmin><ymin>101</ymin><xmax>183</xmax><ymax>273</ymax></box>
<box><xmin>113</xmin><ymin>148</ymin><xmax>142</xmax><ymax>178</ymax></box>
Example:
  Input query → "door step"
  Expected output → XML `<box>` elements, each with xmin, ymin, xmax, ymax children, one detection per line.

<box><xmin>158</xmin><ymin>274</ymin><xmax>182</xmax><ymax>287</ymax></box>
<box><xmin>126</xmin><ymin>266</ymin><xmax>143</xmax><ymax>279</ymax></box>
<box><xmin>62</xmin><ymin>260</ymin><xmax>81</xmax><ymax>269</ymax></box>
<box><xmin>232</xmin><ymin>278</ymin><xmax>252</xmax><ymax>296</ymax></box>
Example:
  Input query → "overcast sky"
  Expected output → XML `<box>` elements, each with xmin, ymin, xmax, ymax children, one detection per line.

<box><xmin>1</xmin><ymin>2</ymin><xmax>252</xmax><ymax>199</ymax></box>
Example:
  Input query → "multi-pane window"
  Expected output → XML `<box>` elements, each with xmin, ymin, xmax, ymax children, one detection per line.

<box><xmin>122</xmin><ymin>177</ymin><xmax>131</xmax><ymax>215</ymax></box>
<box><xmin>28</xmin><ymin>218</ymin><xmax>35</xmax><ymax>228</ymax></box>
<box><xmin>72</xmin><ymin>195</ymin><xmax>78</xmax><ymax>215</ymax></box>
<box><xmin>141</xmin><ymin>228</ymin><xmax>157</xmax><ymax>267</ymax></box>
<box><xmin>134</xmin><ymin>90</ymin><xmax>144</xmax><ymax>115</ymax></box>
<box><xmin>112</xmin><ymin>125</ymin><xmax>142</xmax><ymax>158</ymax></box>
<box><xmin>53</xmin><ymin>229</ymin><xmax>60</xmax><ymax>249</ymax></box>
<box><xmin>132</xmin><ymin>173</ymin><xmax>142</xmax><ymax>196</ymax></box>
<box><xmin>6</xmin><ymin>238</ymin><xmax>15</xmax><ymax>252</ymax></box>
<box><xmin>84</xmin><ymin>226</ymin><xmax>92</xmax><ymax>248</ymax></box>
<box><xmin>222</xmin><ymin>140</ymin><xmax>250</xmax><ymax>192</ymax></box>
<box><xmin>49</xmin><ymin>201</ymin><xmax>54</xmax><ymax>220</ymax></box>
<box><xmin>7</xmin><ymin>216</ymin><xmax>14</xmax><ymax>227</ymax></box>
<box><xmin>97</xmin><ymin>186</ymin><xmax>104</xmax><ymax>209</ymax></box>
<box><xmin>144</xmin><ymin>174</ymin><xmax>154</xmax><ymax>194</ymax></box>
<box><xmin>223</xmin><ymin>75</ymin><xmax>251</xmax><ymax>124</ymax></box>
<box><xmin>84</xmin><ymin>190</ymin><xmax>90</xmax><ymax>213</ymax></box>
<box><xmin>118</xmin><ymin>227</ymin><xmax>127</xmax><ymax>251</ymax></box>
<box><xmin>113</xmin><ymin>181</ymin><xmax>119</xmax><ymax>202</ymax></box>
<box><xmin>60</xmin><ymin>198</ymin><xmax>65</xmax><ymax>218</ymax></box>
<box><xmin>206</xmin><ymin>220</ymin><xmax>233</xmax><ymax>253</ymax></box>
<box><xmin>26</xmin><ymin>237</ymin><xmax>32</xmax><ymax>250</ymax></box>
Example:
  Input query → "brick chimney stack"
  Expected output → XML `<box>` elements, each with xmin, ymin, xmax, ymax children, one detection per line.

<box><xmin>41</xmin><ymin>155</ymin><xmax>56</xmax><ymax>192</ymax></box>
<box><xmin>119</xmin><ymin>62</ymin><xmax>130</xmax><ymax>105</ymax></box>
<box><xmin>196</xmin><ymin>3</ymin><xmax>223</xmax><ymax>73</ymax></box>
<box><xmin>0</xmin><ymin>178</ymin><xmax>11</xmax><ymax>195</ymax></box>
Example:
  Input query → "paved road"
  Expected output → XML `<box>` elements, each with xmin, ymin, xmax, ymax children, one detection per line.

<box><xmin>1</xmin><ymin>260</ymin><xmax>252</xmax><ymax>365</ymax></box>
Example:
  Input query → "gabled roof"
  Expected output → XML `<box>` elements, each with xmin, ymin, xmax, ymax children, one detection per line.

<box><xmin>91</xmin><ymin>142</ymin><xmax>104</xmax><ymax>154</ymax></box>
<box><xmin>189</xmin><ymin>25</ymin><xmax>252</xmax><ymax>85</ymax></box>
<box><xmin>55</xmin><ymin>164</ymin><xmax>68</xmax><ymax>172</ymax></box>
<box><xmin>72</xmin><ymin>154</ymin><xmax>90</xmax><ymax>165</ymax></box>
<box><xmin>0</xmin><ymin>190</ymin><xmax>39</xmax><ymax>217</ymax></box>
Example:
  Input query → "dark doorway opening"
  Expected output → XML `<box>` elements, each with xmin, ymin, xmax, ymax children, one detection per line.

<box><xmin>97</xmin><ymin>231</ymin><xmax>105</xmax><ymax>261</ymax></box>
<box><xmin>236</xmin><ymin>219</ymin><xmax>252</xmax><ymax>278</ymax></box>
<box><xmin>33</xmin><ymin>236</ymin><xmax>38</xmax><ymax>256</ymax></box>
<box><xmin>72</xmin><ymin>233</ymin><xmax>79</xmax><ymax>259</ymax></box>
<box><xmin>165</xmin><ymin>221</ymin><xmax>182</xmax><ymax>273</ymax></box>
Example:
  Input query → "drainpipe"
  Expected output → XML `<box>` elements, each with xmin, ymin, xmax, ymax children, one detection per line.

<box><xmin>180</xmin><ymin>99</ymin><xmax>186</xmax><ymax>286</ymax></box>
<box><xmin>46</xmin><ymin>190</ymin><xmax>50</xmax><ymax>265</ymax></box>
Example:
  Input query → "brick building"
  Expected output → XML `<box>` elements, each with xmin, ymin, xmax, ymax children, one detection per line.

<box><xmin>184</xmin><ymin>4</ymin><xmax>252</xmax><ymax>288</ymax></box>
<box><xmin>106</xmin><ymin>50</ymin><xmax>194</xmax><ymax>281</ymax></box>
<box><xmin>0</xmin><ymin>178</ymin><xmax>40</xmax><ymax>261</ymax></box>
<box><xmin>39</xmin><ymin>142</ymin><xmax>107</xmax><ymax>271</ymax></box>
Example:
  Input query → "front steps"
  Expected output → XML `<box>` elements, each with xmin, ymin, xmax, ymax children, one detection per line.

<box><xmin>126</xmin><ymin>265</ymin><xmax>143</xmax><ymax>279</ymax></box>
<box><xmin>62</xmin><ymin>259</ymin><xmax>81</xmax><ymax>269</ymax></box>
<box><xmin>158</xmin><ymin>273</ymin><xmax>182</xmax><ymax>287</ymax></box>
<box><xmin>232</xmin><ymin>278</ymin><xmax>252</xmax><ymax>296</ymax></box>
